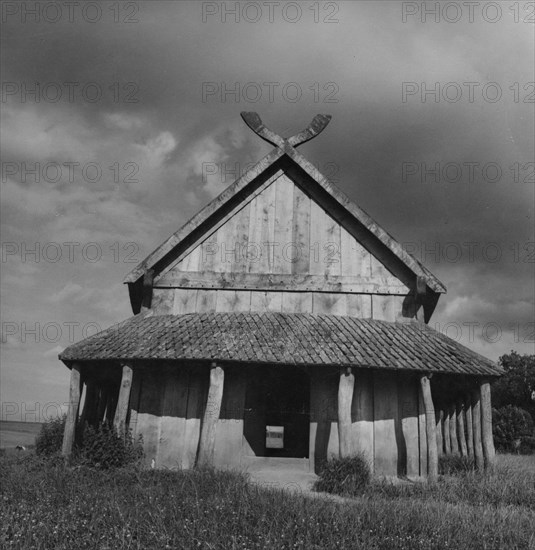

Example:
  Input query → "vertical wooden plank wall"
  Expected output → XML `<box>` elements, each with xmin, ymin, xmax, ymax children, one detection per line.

<box><xmin>152</xmin><ymin>171</ymin><xmax>411</xmax><ymax>321</ymax></box>
<box><xmin>399</xmin><ymin>376</ymin><xmax>420</xmax><ymax>477</ymax></box>
<box><xmin>129</xmin><ymin>367</ymin><xmax>208</xmax><ymax>469</ymax></box>
<box><xmin>373</xmin><ymin>373</ymin><xmax>399</xmax><ymax>475</ymax></box>
<box><xmin>351</xmin><ymin>369</ymin><xmax>374</xmax><ymax>472</ymax></box>
<box><xmin>213</xmin><ymin>370</ymin><xmax>247</xmax><ymax>469</ymax></box>
<box><xmin>156</xmin><ymin>370</ymin><xmax>189</xmax><ymax>468</ymax></box>
<box><xmin>134</xmin><ymin>370</ymin><xmax>164</xmax><ymax>468</ymax></box>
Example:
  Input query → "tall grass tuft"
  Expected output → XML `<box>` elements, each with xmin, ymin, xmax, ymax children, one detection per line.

<box><xmin>313</xmin><ymin>454</ymin><xmax>371</xmax><ymax>496</ymax></box>
<box><xmin>438</xmin><ymin>454</ymin><xmax>475</xmax><ymax>475</ymax></box>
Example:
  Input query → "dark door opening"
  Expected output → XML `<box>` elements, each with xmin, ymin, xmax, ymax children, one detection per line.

<box><xmin>244</xmin><ymin>366</ymin><xmax>310</xmax><ymax>458</ymax></box>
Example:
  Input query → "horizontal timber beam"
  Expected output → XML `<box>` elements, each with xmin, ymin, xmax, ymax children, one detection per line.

<box><xmin>155</xmin><ymin>271</ymin><xmax>409</xmax><ymax>295</ymax></box>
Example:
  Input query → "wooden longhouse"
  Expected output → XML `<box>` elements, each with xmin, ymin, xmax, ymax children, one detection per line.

<box><xmin>60</xmin><ymin>113</ymin><xmax>501</xmax><ymax>479</ymax></box>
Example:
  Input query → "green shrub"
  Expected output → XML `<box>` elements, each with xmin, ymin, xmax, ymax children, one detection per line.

<box><xmin>492</xmin><ymin>406</ymin><xmax>533</xmax><ymax>452</ymax></box>
<box><xmin>313</xmin><ymin>454</ymin><xmax>371</xmax><ymax>496</ymax></box>
<box><xmin>34</xmin><ymin>416</ymin><xmax>143</xmax><ymax>468</ymax></box>
<box><xmin>76</xmin><ymin>422</ymin><xmax>143</xmax><ymax>469</ymax></box>
<box><xmin>519</xmin><ymin>435</ymin><xmax>535</xmax><ymax>455</ymax></box>
<box><xmin>35</xmin><ymin>415</ymin><xmax>66</xmax><ymax>456</ymax></box>
<box><xmin>439</xmin><ymin>454</ymin><xmax>475</xmax><ymax>475</ymax></box>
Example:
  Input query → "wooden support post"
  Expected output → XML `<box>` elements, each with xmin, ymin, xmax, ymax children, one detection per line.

<box><xmin>114</xmin><ymin>364</ymin><xmax>134</xmax><ymax>435</ymax></box>
<box><xmin>449</xmin><ymin>403</ymin><xmax>459</xmax><ymax>455</ymax></box>
<box><xmin>456</xmin><ymin>398</ymin><xmax>468</xmax><ymax>457</ymax></box>
<box><xmin>61</xmin><ymin>363</ymin><xmax>82</xmax><ymax>461</ymax></box>
<box><xmin>436</xmin><ymin>410</ymin><xmax>444</xmax><ymax>457</ymax></box>
<box><xmin>480</xmin><ymin>380</ymin><xmax>496</xmax><ymax>469</ymax></box>
<box><xmin>419</xmin><ymin>375</ymin><xmax>438</xmax><ymax>481</ymax></box>
<box><xmin>465</xmin><ymin>394</ymin><xmax>474</xmax><ymax>457</ymax></box>
<box><xmin>471</xmin><ymin>388</ymin><xmax>484</xmax><ymax>470</ymax></box>
<box><xmin>337</xmin><ymin>367</ymin><xmax>355</xmax><ymax>458</ymax></box>
<box><xmin>443</xmin><ymin>408</ymin><xmax>451</xmax><ymax>454</ymax></box>
<box><xmin>197</xmin><ymin>363</ymin><xmax>225</xmax><ymax>467</ymax></box>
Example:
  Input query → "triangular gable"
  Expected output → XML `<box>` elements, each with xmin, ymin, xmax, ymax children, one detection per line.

<box><xmin>125</xmin><ymin>114</ymin><xmax>445</xmax><ymax>313</ymax></box>
<box><xmin>156</xmin><ymin>171</ymin><xmax>407</xmax><ymax>292</ymax></box>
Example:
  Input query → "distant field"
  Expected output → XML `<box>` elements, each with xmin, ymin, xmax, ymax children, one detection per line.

<box><xmin>0</xmin><ymin>421</ymin><xmax>42</xmax><ymax>448</ymax></box>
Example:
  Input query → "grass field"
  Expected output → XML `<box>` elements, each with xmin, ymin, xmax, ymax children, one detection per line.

<box><xmin>1</xmin><ymin>452</ymin><xmax>533</xmax><ymax>549</ymax></box>
<box><xmin>0</xmin><ymin>421</ymin><xmax>42</xmax><ymax>449</ymax></box>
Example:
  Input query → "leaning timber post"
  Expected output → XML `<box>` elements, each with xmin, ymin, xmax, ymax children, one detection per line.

<box><xmin>480</xmin><ymin>379</ymin><xmax>496</xmax><ymax>469</ymax></box>
<box><xmin>443</xmin><ymin>407</ymin><xmax>451</xmax><ymax>454</ymax></box>
<box><xmin>61</xmin><ymin>363</ymin><xmax>83</xmax><ymax>461</ymax></box>
<box><xmin>419</xmin><ymin>375</ymin><xmax>438</xmax><ymax>481</ymax></box>
<box><xmin>465</xmin><ymin>393</ymin><xmax>474</xmax><ymax>457</ymax></box>
<box><xmin>456</xmin><ymin>398</ymin><xmax>468</xmax><ymax>457</ymax></box>
<box><xmin>197</xmin><ymin>362</ymin><xmax>225</xmax><ymax>467</ymax></box>
<box><xmin>114</xmin><ymin>363</ymin><xmax>134</xmax><ymax>435</ymax></box>
<box><xmin>436</xmin><ymin>410</ymin><xmax>444</xmax><ymax>457</ymax></box>
<box><xmin>338</xmin><ymin>366</ymin><xmax>355</xmax><ymax>458</ymax></box>
<box><xmin>449</xmin><ymin>403</ymin><xmax>459</xmax><ymax>455</ymax></box>
<box><xmin>471</xmin><ymin>387</ymin><xmax>485</xmax><ymax>470</ymax></box>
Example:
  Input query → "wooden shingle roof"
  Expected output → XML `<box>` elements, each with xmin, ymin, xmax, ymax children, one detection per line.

<box><xmin>60</xmin><ymin>312</ymin><xmax>501</xmax><ymax>377</ymax></box>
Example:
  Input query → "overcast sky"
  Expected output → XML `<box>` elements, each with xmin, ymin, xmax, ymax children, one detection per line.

<box><xmin>1</xmin><ymin>1</ymin><xmax>534</xmax><ymax>421</ymax></box>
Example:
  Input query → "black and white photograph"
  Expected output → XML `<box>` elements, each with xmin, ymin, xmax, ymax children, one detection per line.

<box><xmin>1</xmin><ymin>1</ymin><xmax>534</xmax><ymax>548</ymax></box>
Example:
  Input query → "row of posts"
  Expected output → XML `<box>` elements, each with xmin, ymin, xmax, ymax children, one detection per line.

<box><xmin>61</xmin><ymin>363</ymin><xmax>132</xmax><ymax>458</ymax></box>
<box><xmin>337</xmin><ymin>369</ymin><xmax>495</xmax><ymax>481</ymax></box>
<box><xmin>435</xmin><ymin>383</ymin><xmax>495</xmax><ymax>470</ymax></box>
<box><xmin>61</xmin><ymin>361</ymin><xmax>224</xmax><ymax>467</ymax></box>
<box><xmin>63</xmin><ymin>363</ymin><xmax>494</xmax><ymax>480</ymax></box>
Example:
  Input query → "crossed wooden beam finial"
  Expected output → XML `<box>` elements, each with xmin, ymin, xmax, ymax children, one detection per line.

<box><xmin>240</xmin><ymin>112</ymin><xmax>332</xmax><ymax>148</ymax></box>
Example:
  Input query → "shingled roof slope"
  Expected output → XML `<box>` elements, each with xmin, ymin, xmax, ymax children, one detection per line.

<box><xmin>60</xmin><ymin>313</ymin><xmax>501</xmax><ymax>377</ymax></box>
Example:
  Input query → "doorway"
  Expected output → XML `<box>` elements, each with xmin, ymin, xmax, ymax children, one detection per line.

<box><xmin>243</xmin><ymin>366</ymin><xmax>310</xmax><ymax>458</ymax></box>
